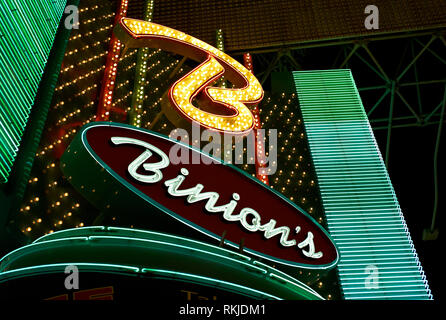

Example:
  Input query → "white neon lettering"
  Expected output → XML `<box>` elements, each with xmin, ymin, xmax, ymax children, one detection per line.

<box><xmin>111</xmin><ymin>136</ymin><xmax>323</xmax><ymax>259</ymax></box>
<box><xmin>258</xmin><ymin>219</ymin><xmax>297</xmax><ymax>247</ymax></box>
<box><xmin>111</xmin><ymin>136</ymin><xmax>169</xmax><ymax>183</ymax></box>
<box><xmin>165</xmin><ymin>179</ymin><xmax>233</xmax><ymax>215</ymax></box>
<box><xmin>239</xmin><ymin>208</ymin><xmax>261</xmax><ymax>232</ymax></box>
<box><xmin>298</xmin><ymin>232</ymin><xmax>323</xmax><ymax>259</ymax></box>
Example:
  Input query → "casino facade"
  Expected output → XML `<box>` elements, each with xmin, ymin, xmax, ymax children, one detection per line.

<box><xmin>0</xmin><ymin>0</ymin><xmax>444</xmax><ymax>301</ymax></box>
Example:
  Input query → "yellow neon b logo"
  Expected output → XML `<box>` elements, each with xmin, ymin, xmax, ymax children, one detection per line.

<box><xmin>114</xmin><ymin>18</ymin><xmax>263</xmax><ymax>134</ymax></box>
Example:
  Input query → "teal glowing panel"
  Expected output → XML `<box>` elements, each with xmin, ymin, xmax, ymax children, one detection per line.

<box><xmin>293</xmin><ymin>69</ymin><xmax>432</xmax><ymax>300</ymax></box>
<box><xmin>0</xmin><ymin>0</ymin><xmax>66</xmax><ymax>183</ymax></box>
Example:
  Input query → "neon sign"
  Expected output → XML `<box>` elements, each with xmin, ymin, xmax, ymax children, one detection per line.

<box><xmin>113</xmin><ymin>18</ymin><xmax>264</xmax><ymax>134</ymax></box>
<box><xmin>60</xmin><ymin>122</ymin><xmax>339</xmax><ymax>270</ymax></box>
<box><xmin>112</xmin><ymin>136</ymin><xmax>320</xmax><ymax>259</ymax></box>
<box><xmin>0</xmin><ymin>226</ymin><xmax>325</xmax><ymax>300</ymax></box>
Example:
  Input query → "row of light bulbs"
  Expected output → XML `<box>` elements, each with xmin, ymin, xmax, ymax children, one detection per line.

<box><xmin>96</xmin><ymin>0</ymin><xmax>129</xmax><ymax>121</ymax></box>
<box><xmin>79</xmin><ymin>5</ymin><xmax>100</xmax><ymax>13</ymax></box>
<box><xmin>21</xmin><ymin>3</ymin><xmax>126</xmax><ymax>237</ymax></box>
<box><xmin>55</xmin><ymin>66</ymin><xmax>105</xmax><ymax>92</ymax></box>
<box><xmin>68</xmin><ymin>23</ymin><xmax>114</xmax><ymax>42</ymax></box>
<box><xmin>61</xmin><ymin>52</ymin><xmax>108</xmax><ymax>74</ymax></box>
<box><xmin>64</xmin><ymin>38</ymin><xmax>110</xmax><ymax>58</ymax></box>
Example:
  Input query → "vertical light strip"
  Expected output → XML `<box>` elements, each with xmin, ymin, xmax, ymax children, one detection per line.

<box><xmin>95</xmin><ymin>0</ymin><xmax>128</xmax><ymax>122</ymax></box>
<box><xmin>215</xmin><ymin>29</ymin><xmax>227</xmax><ymax>89</ymax></box>
<box><xmin>129</xmin><ymin>0</ymin><xmax>154</xmax><ymax>127</ymax></box>
<box><xmin>293</xmin><ymin>69</ymin><xmax>432</xmax><ymax>300</ymax></box>
<box><xmin>243</xmin><ymin>52</ymin><xmax>269</xmax><ymax>185</ymax></box>
<box><xmin>0</xmin><ymin>0</ymin><xmax>67</xmax><ymax>183</ymax></box>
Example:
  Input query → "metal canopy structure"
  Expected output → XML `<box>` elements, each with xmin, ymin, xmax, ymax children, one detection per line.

<box><xmin>249</xmin><ymin>32</ymin><xmax>446</xmax><ymax>133</ymax></box>
<box><xmin>152</xmin><ymin>0</ymin><xmax>446</xmax><ymax>53</ymax></box>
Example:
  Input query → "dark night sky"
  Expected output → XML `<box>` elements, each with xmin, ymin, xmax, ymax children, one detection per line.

<box><xmin>374</xmin><ymin>124</ymin><xmax>443</xmax><ymax>300</ymax></box>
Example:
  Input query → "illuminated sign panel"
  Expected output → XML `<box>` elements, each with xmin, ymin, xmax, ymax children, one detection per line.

<box><xmin>293</xmin><ymin>69</ymin><xmax>432</xmax><ymax>299</ymax></box>
<box><xmin>60</xmin><ymin>123</ymin><xmax>338</xmax><ymax>270</ymax></box>
<box><xmin>0</xmin><ymin>0</ymin><xmax>66</xmax><ymax>183</ymax></box>
<box><xmin>113</xmin><ymin>18</ymin><xmax>263</xmax><ymax>134</ymax></box>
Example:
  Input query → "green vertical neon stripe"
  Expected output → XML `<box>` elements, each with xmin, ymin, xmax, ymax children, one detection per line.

<box><xmin>129</xmin><ymin>0</ymin><xmax>154</xmax><ymax>127</ymax></box>
<box><xmin>0</xmin><ymin>0</ymin><xmax>66</xmax><ymax>183</ymax></box>
<box><xmin>293</xmin><ymin>70</ymin><xmax>432</xmax><ymax>300</ymax></box>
